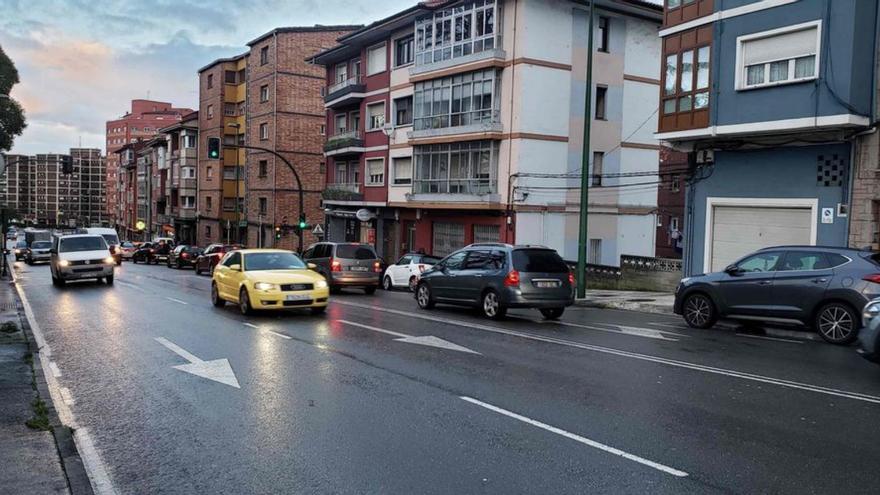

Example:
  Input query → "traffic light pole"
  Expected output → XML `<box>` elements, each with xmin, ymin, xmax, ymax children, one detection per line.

<box><xmin>576</xmin><ymin>1</ymin><xmax>595</xmax><ymax>299</ymax></box>
<box><xmin>223</xmin><ymin>144</ymin><xmax>305</xmax><ymax>252</ymax></box>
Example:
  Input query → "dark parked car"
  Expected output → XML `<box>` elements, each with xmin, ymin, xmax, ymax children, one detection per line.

<box><xmin>195</xmin><ymin>244</ymin><xmax>241</xmax><ymax>275</ymax></box>
<box><xmin>167</xmin><ymin>245</ymin><xmax>203</xmax><ymax>269</ymax></box>
<box><xmin>415</xmin><ymin>243</ymin><xmax>574</xmax><ymax>320</ymax></box>
<box><xmin>303</xmin><ymin>242</ymin><xmax>382</xmax><ymax>294</ymax></box>
<box><xmin>674</xmin><ymin>246</ymin><xmax>880</xmax><ymax>344</ymax></box>
<box><xmin>131</xmin><ymin>242</ymin><xmax>156</xmax><ymax>264</ymax></box>
<box><xmin>858</xmin><ymin>298</ymin><xmax>880</xmax><ymax>363</ymax></box>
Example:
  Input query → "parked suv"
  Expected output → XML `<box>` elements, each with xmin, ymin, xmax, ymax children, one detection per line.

<box><xmin>415</xmin><ymin>243</ymin><xmax>574</xmax><ymax>320</ymax></box>
<box><xmin>674</xmin><ymin>246</ymin><xmax>880</xmax><ymax>344</ymax></box>
<box><xmin>167</xmin><ymin>245</ymin><xmax>203</xmax><ymax>269</ymax></box>
<box><xmin>303</xmin><ymin>242</ymin><xmax>382</xmax><ymax>294</ymax></box>
<box><xmin>195</xmin><ymin>244</ymin><xmax>242</xmax><ymax>275</ymax></box>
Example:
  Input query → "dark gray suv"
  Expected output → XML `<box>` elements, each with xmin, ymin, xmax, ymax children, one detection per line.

<box><xmin>303</xmin><ymin>242</ymin><xmax>382</xmax><ymax>294</ymax></box>
<box><xmin>415</xmin><ymin>243</ymin><xmax>574</xmax><ymax>320</ymax></box>
<box><xmin>674</xmin><ymin>246</ymin><xmax>880</xmax><ymax>344</ymax></box>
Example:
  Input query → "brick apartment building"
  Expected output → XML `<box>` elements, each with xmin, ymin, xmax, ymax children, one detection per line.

<box><xmin>158</xmin><ymin>113</ymin><xmax>200</xmax><ymax>244</ymax></box>
<box><xmin>106</xmin><ymin>100</ymin><xmax>193</xmax><ymax>226</ymax></box>
<box><xmin>3</xmin><ymin>149</ymin><xmax>106</xmax><ymax>227</ymax></box>
<box><xmin>196</xmin><ymin>25</ymin><xmax>358</xmax><ymax>249</ymax></box>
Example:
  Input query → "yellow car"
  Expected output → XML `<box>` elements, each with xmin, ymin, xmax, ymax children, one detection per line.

<box><xmin>211</xmin><ymin>249</ymin><xmax>330</xmax><ymax>315</ymax></box>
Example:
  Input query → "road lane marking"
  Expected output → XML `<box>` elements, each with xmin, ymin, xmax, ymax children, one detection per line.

<box><xmin>115</xmin><ymin>280</ymin><xmax>146</xmax><ymax>293</ymax></box>
<box><xmin>737</xmin><ymin>333</ymin><xmax>803</xmax><ymax>344</ymax></box>
<box><xmin>49</xmin><ymin>361</ymin><xmax>62</xmax><ymax>378</ymax></box>
<box><xmin>165</xmin><ymin>297</ymin><xmax>189</xmax><ymax>305</ymax></box>
<box><xmin>333</xmin><ymin>300</ymin><xmax>880</xmax><ymax>404</ymax></box>
<box><xmin>267</xmin><ymin>330</ymin><xmax>292</xmax><ymax>340</ymax></box>
<box><xmin>155</xmin><ymin>337</ymin><xmax>240</xmax><ymax>388</ymax></box>
<box><xmin>542</xmin><ymin>320</ymin><xmax>680</xmax><ymax>341</ymax></box>
<box><xmin>460</xmin><ymin>396</ymin><xmax>689</xmax><ymax>478</ymax></box>
<box><xmin>11</xmin><ymin>261</ymin><xmax>119</xmax><ymax>494</ymax></box>
<box><xmin>243</xmin><ymin>323</ymin><xmax>260</xmax><ymax>329</ymax></box>
<box><xmin>338</xmin><ymin>319</ymin><xmax>481</xmax><ymax>354</ymax></box>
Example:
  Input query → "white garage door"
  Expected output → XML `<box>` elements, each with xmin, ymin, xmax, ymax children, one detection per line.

<box><xmin>710</xmin><ymin>205</ymin><xmax>812</xmax><ymax>272</ymax></box>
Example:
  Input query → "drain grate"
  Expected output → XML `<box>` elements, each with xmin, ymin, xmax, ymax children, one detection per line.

<box><xmin>626</xmin><ymin>298</ymin><xmax>656</xmax><ymax>303</ymax></box>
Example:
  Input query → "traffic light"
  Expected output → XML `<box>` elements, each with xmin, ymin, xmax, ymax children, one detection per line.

<box><xmin>298</xmin><ymin>214</ymin><xmax>308</xmax><ymax>230</ymax></box>
<box><xmin>207</xmin><ymin>137</ymin><xmax>221</xmax><ymax>159</ymax></box>
<box><xmin>60</xmin><ymin>155</ymin><xmax>73</xmax><ymax>174</ymax></box>
<box><xmin>275</xmin><ymin>226</ymin><xmax>282</xmax><ymax>240</ymax></box>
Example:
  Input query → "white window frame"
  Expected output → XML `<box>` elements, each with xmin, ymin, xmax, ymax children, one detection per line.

<box><xmin>365</xmin><ymin>157</ymin><xmax>385</xmax><ymax>187</ymax></box>
<box><xmin>366</xmin><ymin>43</ymin><xmax>387</xmax><ymax>76</ymax></box>
<box><xmin>366</xmin><ymin>101</ymin><xmax>386</xmax><ymax>132</ymax></box>
<box><xmin>734</xmin><ymin>20</ymin><xmax>822</xmax><ymax>91</ymax></box>
<box><xmin>392</xmin><ymin>156</ymin><xmax>412</xmax><ymax>185</ymax></box>
<box><xmin>259</xmin><ymin>123</ymin><xmax>269</xmax><ymax>140</ymax></box>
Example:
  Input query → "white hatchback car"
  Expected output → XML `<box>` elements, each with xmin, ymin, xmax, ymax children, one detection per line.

<box><xmin>382</xmin><ymin>253</ymin><xmax>442</xmax><ymax>291</ymax></box>
<box><xmin>50</xmin><ymin>234</ymin><xmax>116</xmax><ymax>286</ymax></box>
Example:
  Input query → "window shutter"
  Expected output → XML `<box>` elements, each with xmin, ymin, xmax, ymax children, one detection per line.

<box><xmin>742</xmin><ymin>27</ymin><xmax>817</xmax><ymax>66</ymax></box>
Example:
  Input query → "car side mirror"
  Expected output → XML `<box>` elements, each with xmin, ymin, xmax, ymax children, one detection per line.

<box><xmin>229</xmin><ymin>264</ymin><xmax>241</xmax><ymax>271</ymax></box>
<box><xmin>724</xmin><ymin>264</ymin><xmax>743</xmax><ymax>276</ymax></box>
<box><xmin>307</xmin><ymin>262</ymin><xmax>317</xmax><ymax>270</ymax></box>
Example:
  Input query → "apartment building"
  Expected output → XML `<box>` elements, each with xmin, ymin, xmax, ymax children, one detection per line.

<box><xmin>312</xmin><ymin>0</ymin><xmax>662</xmax><ymax>262</ymax></box>
<box><xmin>157</xmin><ymin>113</ymin><xmax>199</xmax><ymax>244</ymax></box>
<box><xmin>105</xmin><ymin>99</ymin><xmax>193</xmax><ymax>224</ymax></box>
<box><xmin>655</xmin><ymin>0</ymin><xmax>879</xmax><ymax>275</ymax></box>
<box><xmin>115</xmin><ymin>141</ymin><xmax>147</xmax><ymax>239</ymax></box>
<box><xmin>2</xmin><ymin>149</ymin><xmax>106</xmax><ymax>227</ymax></box>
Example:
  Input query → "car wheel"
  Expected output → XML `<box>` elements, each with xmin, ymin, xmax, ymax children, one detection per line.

<box><xmin>481</xmin><ymin>290</ymin><xmax>507</xmax><ymax>320</ymax></box>
<box><xmin>51</xmin><ymin>274</ymin><xmax>60</xmax><ymax>287</ymax></box>
<box><xmin>416</xmin><ymin>283</ymin><xmax>435</xmax><ymax>309</ymax></box>
<box><xmin>408</xmin><ymin>276</ymin><xmax>418</xmax><ymax>293</ymax></box>
<box><xmin>364</xmin><ymin>286</ymin><xmax>377</xmax><ymax>295</ymax></box>
<box><xmin>815</xmin><ymin>302</ymin><xmax>859</xmax><ymax>345</ymax></box>
<box><xmin>540</xmin><ymin>307</ymin><xmax>565</xmax><ymax>320</ymax></box>
<box><xmin>105</xmin><ymin>274</ymin><xmax>114</xmax><ymax>285</ymax></box>
<box><xmin>239</xmin><ymin>287</ymin><xmax>253</xmax><ymax>316</ymax></box>
<box><xmin>311</xmin><ymin>306</ymin><xmax>327</xmax><ymax>315</ymax></box>
<box><xmin>383</xmin><ymin>276</ymin><xmax>393</xmax><ymax>291</ymax></box>
<box><xmin>683</xmin><ymin>293</ymin><xmax>717</xmax><ymax>329</ymax></box>
<box><xmin>211</xmin><ymin>283</ymin><xmax>225</xmax><ymax>307</ymax></box>
<box><xmin>195</xmin><ymin>265</ymin><xmax>202</xmax><ymax>275</ymax></box>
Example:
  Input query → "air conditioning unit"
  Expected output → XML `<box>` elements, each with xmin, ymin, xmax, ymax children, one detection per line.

<box><xmin>695</xmin><ymin>149</ymin><xmax>714</xmax><ymax>164</ymax></box>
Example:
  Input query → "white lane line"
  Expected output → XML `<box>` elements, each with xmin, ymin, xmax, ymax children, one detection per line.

<box><xmin>544</xmin><ymin>320</ymin><xmax>679</xmax><ymax>341</ymax></box>
<box><xmin>115</xmin><ymin>280</ymin><xmax>146</xmax><ymax>293</ymax></box>
<box><xmin>267</xmin><ymin>330</ymin><xmax>292</xmax><ymax>340</ymax></box>
<box><xmin>588</xmin><ymin>320</ymin><xmax>688</xmax><ymax>337</ymax></box>
<box><xmin>737</xmin><ymin>333</ymin><xmax>803</xmax><ymax>344</ymax></box>
<box><xmin>243</xmin><ymin>323</ymin><xmax>260</xmax><ymax>329</ymax></box>
<box><xmin>11</xmin><ymin>264</ymin><xmax>119</xmax><ymax>494</ymax></box>
<box><xmin>165</xmin><ymin>297</ymin><xmax>189</xmax><ymax>305</ymax></box>
<box><xmin>59</xmin><ymin>387</ymin><xmax>76</xmax><ymax>405</ymax></box>
<box><xmin>49</xmin><ymin>361</ymin><xmax>62</xmax><ymax>378</ymax></box>
<box><xmin>333</xmin><ymin>300</ymin><xmax>880</xmax><ymax>404</ymax></box>
<box><xmin>461</xmin><ymin>396</ymin><xmax>689</xmax><ymax>478</ymax></box>
<box><xmin>647</xmin><ymin>322</ymin><xmax>690</xmax><ymax>330</ymax></box>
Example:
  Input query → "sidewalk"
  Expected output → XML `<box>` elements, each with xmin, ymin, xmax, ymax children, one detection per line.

<box><xmin>0</xmin><ymin>261</ymin><xmax>91</xmax><ymax>494</ymax></box>
<box><xmin>577</xmin><ymin>289</ymin><xmax>675</xmax><ymax>315</ymax></box>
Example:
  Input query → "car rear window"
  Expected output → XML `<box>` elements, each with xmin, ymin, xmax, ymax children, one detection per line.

<box><xmin>512</xmin><ymin>249</ymin><xmax>568</xmax><ymax>273</ymax></box>
<box><xmin>335</xmin><ymin>244</ymin><xmax>376</xmax><ymax>260</ymax></box>
<box><xmin>32</xmin><ymin>242</ymin><xmax>51</xmax><ymax>249</ymax></box>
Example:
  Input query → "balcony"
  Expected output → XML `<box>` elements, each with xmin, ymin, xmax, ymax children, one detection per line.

<box><xmin>324</xmin><ymin>76</ymin><xmax>365</xmax><ymax>109</ymax></box>
<box><xmin>322</xmin><ymin>182</ymin><xmax>363</xmax><ymax>202</ymax></box>
<box><xmin>323</xmin><ymin>130</ymin><xmax>365</xmax><ymax>157</ymax></box>
<box><xmin>409</xmin><ymin>110</ymin><xmax>503</xmax><ymax>144</ymax></box>
<box><xmin>177</xmin><ymin>208</ymin><xmax>197</xmax><ymax>220</ymax></box>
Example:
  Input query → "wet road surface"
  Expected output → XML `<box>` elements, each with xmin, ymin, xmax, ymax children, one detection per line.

<box><xmin>11</xmin><ymin>257</ymin><xmax>880</xmax><ymax>494</ymax></box>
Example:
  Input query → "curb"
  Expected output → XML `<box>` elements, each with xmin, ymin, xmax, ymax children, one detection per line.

<box><xmin>6</xmin><ymin>258</ymin><xmax>95</xmax><ymax>495</ymax></box>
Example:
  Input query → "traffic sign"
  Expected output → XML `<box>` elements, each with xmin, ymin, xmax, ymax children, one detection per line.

<box><xmin>238</xmin><ymin>220</ymin><xmax>248</xmax><ymax>227</ymax></box>
<box><xmin>312</xmin><ymin>224</ymin><xmax>324</xmax><ymax>235</ymax></box>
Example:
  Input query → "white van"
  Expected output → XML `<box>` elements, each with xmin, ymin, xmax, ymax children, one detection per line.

<box><xmin>50</xmin><ymin>234</ymin><xmax>116</xmax><ymax>286</ymax></box>
<box><xmin>84</xmin><ymin>227</ymin><xmax>120</xmax><ymax>247</ymax></box>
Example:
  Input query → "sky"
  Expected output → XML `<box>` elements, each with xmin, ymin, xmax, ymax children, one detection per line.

<box><xmin>0</xmin><ymin>0</ymin><xmax>414</xmax><ymax>155</ymax></box>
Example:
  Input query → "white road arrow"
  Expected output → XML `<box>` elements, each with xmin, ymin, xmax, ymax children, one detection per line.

<box><xmin>338</xmin><ymin>320</ymin><xmax>481</xmax><ymax>355</ymax></box>
<box><xmin>155</xmin><ymin>337</ymin><xmax>241</xmax><ymax>388</ymax></box>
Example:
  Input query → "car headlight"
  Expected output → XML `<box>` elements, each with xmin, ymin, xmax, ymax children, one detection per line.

<box><xmin>314</xmin><ymin>279</ymin><xmax>328</xmax><ymax>289</ymax></box>
<box><xmin>863</xmin><ymin>301</ymin><xmax>880</xmax><ymax>325</ymax></box>
<box><xmin>104</xmin><ymin>256</ymin><xmax>116</xmax><ymax>264</ymax></box>
<box><xmin>14</xmin><ymin>249</ymin><xmax>20</xmax><ymax>254</ymax></box>
<box><xmin>58</xmin><ymin>260</ymin><xmax>70</xmax><ymax>267</ymax></box>
<box><xmin>254</xmin><ymin>282</ymin><xmax>278</xmax><ymax>291</ymax></box>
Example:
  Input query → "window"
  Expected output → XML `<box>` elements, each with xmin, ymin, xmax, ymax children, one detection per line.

<box><xmin>260</xmin><ymin>46</ymin><xmax>269</xmax><ymax>65</ymax></box>
<box><xmin>259</xmin><ymin>123</ymin><xmax>269</xmax><ymax>140</ymax></box>
<box><xmin>737</xmin><ymin>21</ymin><xmax>819</xmax><ymax>90</ymax></box>
<box><xmin>442</xmin><ymin>249</ymin><xmax>468</xmax><ymax>268</ymax></box>
<box><xmin>598</xmin><ymin>16</ymin><xmax>609</xmax><ymax>53</ymax></box>
<box><xmin>224</xmin><ymin>166</ymin><xmax>239</xmax><ymax>180</ymax></box>
<box><xmin>258</xmin><ymin>160</ymin><xmax>268</xmax><ymax>178</ymax></box>
<box><xmin>413</xmin><ymin>140</ymin><xmax>498</xmax><ymax>195</ymax></box>
<box><xmin>206</xmin><ymin>104</ymin><xmax>214</xmax><ymax>119</ymax></box>
<box><xmin>225</xmin><ymin>70</ymin><xmax>236</xmax><ymax>84</ymax></box>
<box><xmin>223</xmin><ymin>252</ymin><xmax>241</xmax><ymax>267</ymax></box>
<box><xmin>778</xmin><ymin>251</ymin><xmax>829</xmax><ymax>271</ymax></box>
<box><xmin>663</xmin><ymin>45</ymin><xmax>711</xmax><ymax>114</ymax></box>
<box><xmin>671</xmin><ymin>174</ymin><xmax>681</xmax><ymax>193</ymax></box>
<box><xmin>367</xmin><ymin>44</ymin><xmax>386</xmax><ymax>75</ymax></box>
<box><xmin>394</xmin><ymin>96</ymin><xmax>413</xmax><ymax>126</ymax></box>
<box><xmin>260</xmin><ymin>84</ymin><xmax>269</xmax><ymax>102</ymax></box>
<box><xmin>736</xmin><ymin>252</ymin><xmax>781</xmax><ymax>272</ymax></box>
<box><xmin>320</xmin><ymin>124</ymin><xmax>325</xmax><ymax>136</ymax></box>
<box><xmin>392</xmin><ymin>157</ymin><xmax>412</xmax><ymax>185</ymax></box>
<box><xmin>591</xmin><ymin>152</ymin><xmax>603</xmax><ymax>186</ymax></box>
<box><xmin>222</xmin><ymin>197</ymin><xmax>235</xmax><ymax>211</ymax></box>
<box><xmin>413</xmin><ymin>68</ymin><xmax>499</xmax><ymax>131</ymax></box>
<box><xmin>206</xmin><ymin>166</ymin><xmax>214</xmax><ymax>179</ymax></box>
<box><xmin>589</xmin><ymin>239</ymin><xmax>602</xmax><ymax>265</ymax></box>
<box><xmin>207</xmin><ymin>74</ymin><xmax>213</xmax><ymax>89</ymax></box>
<box><xmin>367</xmin><ymin>102</ymin><xmax>385</xmax><ymax>131</ymax></box>
<box><xmin>350</xmin><ymin>112</ymin><xmax>360</xmax><ymax>132</ymax></box>
<box><xmin>335</xmin><ymin>62</ymin><xmax>348</xmax><ymax>84</ymax></box>
<box><xmin>395</xmin><ymin>35</ymin><xmax>414</xmax><ymax>66</ymax></box>
<box><xmin>595</xmin><ymin>86</ymin><xmax>607</xmax><ymax>120</ymax></box>
<box><xmin>181</xmin><ymin>196</ymin><xmax>195</xmax><ymax>208</ymax></box>
<box><xmin>184</xmin><ymin>135</ymin><xmax>196</xmax><ymax>148</ymax></box>
<box><xmin>224</xmin><ymin>103</ymin><xmax>236</xmax><ymax>116</ymax></box>
<box><xmin>259</xmin><ymin>197</ymin><xmax>268</xmax><ymax>215</ymax></box>
<box><xmin>415</xmin><ymin>1</ymin><xmax>499</xmax><ymax>66</ymax></box>
<box><xmin>335</xmin><ymin>114</ymin><xmax>347</xmax><ymax>134</ymax></box>
<box><xmin>238</xmin><ymin>68</ymin><xmax>246</xmax><ymax>83</ymax></box>
<box><xmin>183</xmin><ymin>167</ymin><xmax>195</xmax><ymax>179</ymax></box>
<box><xmin>206</xmin><ymin>196</ymin><xmax>212</xmax><ymax>211</ymax></box>
<box><xmin>365</xmin><ymin>158</ymin><xmax>385</xmax><ymax>186</ymax></box>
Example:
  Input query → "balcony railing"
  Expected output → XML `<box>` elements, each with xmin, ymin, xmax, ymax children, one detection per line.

<box><xmin>412</xmin><ymin>178</ymin><xmax>496</xmax><ymax>195</ymax></box>
<box><xmin>327</xmin><ymin>75</ymin><xmax>364</xmax><ymax>96</ymax></box>
<box><xmin>322</xmin><ymin>182</ymin><xmax>363</xmax><ymax>202</ymax></box>
<box><xmin>323</xmin><ymin>130</ymin><xmax>364</xmax><ymax>153</ymax></box>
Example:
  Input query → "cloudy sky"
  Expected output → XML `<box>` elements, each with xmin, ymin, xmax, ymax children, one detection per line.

<box><xmin>1</xmin><ymin>0</ymin><xmax>413</xmax><ymax>155</ymax></box>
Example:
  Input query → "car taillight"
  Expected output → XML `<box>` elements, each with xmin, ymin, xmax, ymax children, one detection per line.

<box><xmin>182</xmin><ymin>253</ymin><xmax>189</xmax><ymax>259</ymax></box>
<box><xmin>569</xmin><ymin>272</ymin><xmax>575</xmax><ymax>285</ymax></box>
<box><xmin>418</xmin><ymin>264</ymin><xmax>426</xmax><ymax>272</ymax></box>
<box><xmin>373</xmin><ymin>261</ymin><xmax>382</xmax><ymax>273</ymax></box>
<box><xmin>330</xmin><ymin>258</ymin><xmax>342</xmax><ymax>272</ymax></box>
<box><xmin>504</xmin><ymin>270</ymin><xmax>520</xmax><ymax>287</ymax></box>
<box><xmin>864</xmin><ymin>274</ymin><xmax>880</xmax><ymax>284</ymax></box>
<box><xmin>149</xmin><ymin>249</ymin><xmax>155</xmax><ymax>253</ymax></box>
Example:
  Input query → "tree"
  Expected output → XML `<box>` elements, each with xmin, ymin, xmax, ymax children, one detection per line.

<box><xmin>0</xmin><ymin>45</ymin><xmax>26</xmax><ymax>152</ymax></box>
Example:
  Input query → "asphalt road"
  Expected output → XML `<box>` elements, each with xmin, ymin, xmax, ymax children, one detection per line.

<box><xmin>10</xmin><ymin>255</ymin><xmax>880</xmax><ymax>494</ymax></box>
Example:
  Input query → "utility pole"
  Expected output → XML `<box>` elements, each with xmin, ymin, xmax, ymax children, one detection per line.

<box><xmin>576</xmin><ymin>0</ymin><xmax>595</xmax><ymax>299</ymax></box>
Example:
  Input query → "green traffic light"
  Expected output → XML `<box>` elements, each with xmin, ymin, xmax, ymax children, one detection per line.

<box><xmin>298</xmin><ymin>222</ymin><xmax>306</xmax><ymax>229</ymax></box>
